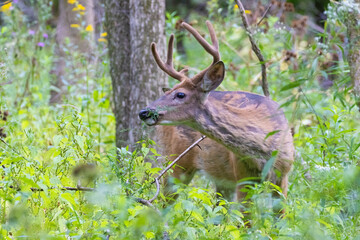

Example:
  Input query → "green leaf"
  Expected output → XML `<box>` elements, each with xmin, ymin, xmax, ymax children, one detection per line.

<box><xmin>145</xmin><ymin>231</ymin><xmax>155</xmax><ymax>239</ymax></box>
<box><xmin>308</xmin><ymin>57</ymin><xmax>318</xmax><ymax>77</ymax></box>
<box><xmin>280</xmin><ymin>80</ymin><xmax>303</xmax><ymax>91</ymax></box>
<box><xmin>75</xmin><ymin>135</ymin><xmax>85</xmax><ymax>151</ymax></box>
<box><xmin>93</xmin><ymin>90</ymin><xmax>99</xmax><ymax>102</ymax></box>
<box><xmin>317</xmin><ymin>218</ymin><xmax>332</xmax><ymax>229</ymax></box>
<box><xmin>264</xmin><ymin>130</ymin><xmax>281</xmax><ymax>140</ymax></box>
<box><xmin>191</xmin><ymin>211</ymin><xmax>204</xmax><ymax>223</ymax></box>
<box><xmin>53</xmin><ymin>135</ymin><xmax>63</xmax><ymax>146</ymax></box>
<box><xmin>20</xmin><ymin>176</ymin><xmax>40</xmax><ymax>189</ymax></box>
<box><xmin>61</xmin><ymin>192</ymin><xmax>76</xmax><ymax>206</ymax></box>
<box><xmin>261</xmin><ymin>150</ymin><xmax>278</xmax><ymax>182</ymax></box>
<box><xmin>37</xmin><ymin>182</ymin><xmax>49</xmax><ymax>195</ymax></box>
<box><xmin>44</xmin><ymin>147</ymin><xmax>60</xmax><ymax>159</ymax></box>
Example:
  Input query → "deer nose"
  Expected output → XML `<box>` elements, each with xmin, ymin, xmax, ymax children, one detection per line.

<box><xmin>139</xmin><ymin>109</ymin><xmax>150</xmax><ymax>120</ymax></box>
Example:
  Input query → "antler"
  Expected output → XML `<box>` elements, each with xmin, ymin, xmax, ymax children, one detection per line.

<box><xmin>151</xmin><ymin>34</ymin><xmax>188</xmax><ymax>82</ymax></box>
<box><xmin>181</xmin><ymin>21</ymin><xmax>220</xmax><ymax>84</ymax></box>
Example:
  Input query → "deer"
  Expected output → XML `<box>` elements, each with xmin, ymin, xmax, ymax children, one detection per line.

<box><xmin>139</xmin><ymin>21</ymin><xmax>294</xmax><ymax>203</ymax></box>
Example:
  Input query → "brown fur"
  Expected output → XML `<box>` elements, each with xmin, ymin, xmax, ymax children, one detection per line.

<box><xmin>156</xmin><ymin>125</ymin><xmax>243</xmax><ymax>200</ymax></box>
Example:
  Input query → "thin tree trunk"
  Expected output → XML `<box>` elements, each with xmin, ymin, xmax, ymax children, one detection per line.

<box><xmin>345</xmin><ymin>1</ymin><xmax>360</xmax><ymax>110</ymax></box>
<box><xmin>105</xmin><ymin>0</ymin><xmax>166</xmax><ymax>149</ymax></box>
<box><xmin>50</xmin><ymin>0</ymin><xmax>95</xmax><ymax>104</ymax></box>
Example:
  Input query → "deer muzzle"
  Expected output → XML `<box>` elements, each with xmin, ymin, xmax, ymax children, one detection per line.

<box><xmin>138</xmin><ymin>108</ymin><xmax>159</xmax><ymax>126</ymax></box>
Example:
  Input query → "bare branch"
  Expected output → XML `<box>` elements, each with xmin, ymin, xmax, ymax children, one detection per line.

<box><xmin>235</xmin><ymin>0</ymin><xmax>270</xmax><ymax>97</ymax></box>
<box><xmin>149</xmin><ymin>178</ymin><xmax>160</xmax><ymax>203</ymax></box>
<box><xmin>0</xmin><ymin>80</ymin><xmax>13</xmax><ymax>86</ymax></box>
<box><xmin>3</xmin><ymin>185</ymin><xmax>95</xmax><ymax>192</ymax></box>
<box><xmin>154</xmin><ymin>135</ymin><xmax>206</xmax><ymax>182</ymax></box>
<box><xmin>30</xmin><ymin>186</ymin><xmax>95</xmax><ymax>191</ymax></box>
<box><xmin>0</xmin><ymin>0</ymin><xmax>12</xmax><ymax>7</ymax></box>
<box><xmin>61</xmin><ymin>186</ymin><xmax>95</xmax><ymax>191</ymax></box>
<box><xmin>135</xmin><ymin>197</ymin><xmax>157</xmax><ymax>209</ymax></box>
<box><xmin>133</xmin><ymin>135</ymin><xmax>207</xmax><ymax>207</ymax></box>
<box><xmin>257</xmin><ymin>2</ymin><xmax>273</xmax><ymax>26</ymax></box>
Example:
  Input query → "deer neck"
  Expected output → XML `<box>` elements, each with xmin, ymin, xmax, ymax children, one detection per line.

<box><xmin>189</xmin><ymin>95</ymin><xmax>275</xmax><ymax>165</ymax></box>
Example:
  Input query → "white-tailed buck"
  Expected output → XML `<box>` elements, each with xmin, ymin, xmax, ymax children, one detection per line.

<box><xmin>139</xmin><ymin>21</ymin><xmax>294</xmax><ymax>201</ymax></box>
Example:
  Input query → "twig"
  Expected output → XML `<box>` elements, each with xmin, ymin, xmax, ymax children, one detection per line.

<box><xmin>0</xmin><ymin>138</ymin><xmax>29</xmax><ymax>162</ymax></box>
<box><xmin>136</xmin><ymin>135</ymin><xmax>207</xmax><ymax>207</ymax></box>
<box><xmin>298</xmin><ymin>87</ymin><xmax>328</xmax><ymax>147</ymax></box>
<box><xmin>135</xmin><ymin>197</ymin><xmax>157</xmax><ymax>210</ymax></box>
<box><xmin>61</xmin><ymin>186</ymin><xmax>95</xmax><ymax>191</ymax></box>
<box><xmin>0</xmin><ymin>80</ymin><xmax>13</xmax><ymax>86</ymax></box>
<box><xmin>149</xmin><ymin>178</ymin><xmax>160</xmax><ymax>203</ymax></box>
<box><xmin>30</xmin><ymin>186</ymin><xmax>95</xmax><ymax>191</ymax></box>
<box><xmin>154</xmin><ymin>135</ymin><xmax>206</xmax><ymax>181</ymax></box>
<box><xmin>0</xmin><ymin>0</ymin><xmax>12</xmax><ymax>7</ymax></box>
<box><xmin>257</xmin><ymin>2</ymin><xmax>272</xmax><ymax>26</ymax></box>
<box><xmin>4</xmin><ymin>185</ymin><xmax>95</xmax><ymax>192</ymax></box>
<box><xmin>235</xmin><ymin>0</ymin><xmax>270</xmax><ymax>97</ymax></box>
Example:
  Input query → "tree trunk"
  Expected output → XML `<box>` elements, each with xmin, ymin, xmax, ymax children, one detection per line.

<box><xmin>50</xmin><ymin>0</ymin><xmax>95</xmax><ymax>103</ymax></box>
<box><xmin>345</xmin><ymin>1</ymin><xmax>360</xmax><ymax>110</ymax></box>
<box><xmin>105</xmin><ymin>0</ymin><xmax>166</xmax><ymax>149</ymax></box>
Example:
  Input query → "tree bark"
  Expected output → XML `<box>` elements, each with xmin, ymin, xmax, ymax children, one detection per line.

<box><xmin>345</xmin><ymin>1</ymin><xmax>360</xmax><ymax>110</ymax></box>
<box><xmin>105</xmin><ymin>0</ymin><xmax>166</xmax><ymax>149</ymax></box>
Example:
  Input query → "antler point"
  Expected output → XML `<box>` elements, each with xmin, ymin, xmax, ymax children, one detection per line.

<box><xmin>181</xmin><ymin>22</ymin><xmax>189</xmax><ymax>28</ymax></box>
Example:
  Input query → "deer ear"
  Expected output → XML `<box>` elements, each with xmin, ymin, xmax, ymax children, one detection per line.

<box><xmin>200</xmin><ymin>61</ymin><xmax>225</xmax><ymax>92</ymax></box>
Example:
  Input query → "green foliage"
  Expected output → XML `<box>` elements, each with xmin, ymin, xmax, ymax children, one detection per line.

<box><xmin>0</xmin><ymin>0</ymin><xmax>360</xmax><ymax>239</ymax></box>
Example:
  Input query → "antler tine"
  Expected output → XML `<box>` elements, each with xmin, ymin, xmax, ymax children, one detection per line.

<box><xmin>166</xmin><ymin>34</ymin><xmax>175</xmax><ymax>66</ymax></box>
<box><xmin>179</xmin><ymin>68</ymin><xmax>189</xmax><ymax>74</ymax></box>
<box><xmin>151</xmin><ymin>34</ymin><xmax>187</xmax><ymax>82</ymax></box>
<box><xmin>181</xmin><ymin>21</ymin><xmax>220</xmax><ymax>63</ymax></box>
<box><xmin>206</xmin><ymin>21</ymin><xmax>219</xmax><ymax>52</ymax></box>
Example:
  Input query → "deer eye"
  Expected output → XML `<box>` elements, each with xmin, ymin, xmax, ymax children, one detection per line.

<box><xmin>176</xmin><ymin>92</ymin><xmax>186</xmax><ymax>99</ymax></box>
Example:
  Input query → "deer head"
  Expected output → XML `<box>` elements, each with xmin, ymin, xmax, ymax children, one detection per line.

<box><xmin>139</xmin><ymin>21</ymin><xmax>223</xmax><ymax>126</ymax></box>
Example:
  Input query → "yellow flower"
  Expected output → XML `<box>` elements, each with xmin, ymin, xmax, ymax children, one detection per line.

<box><xmin>98</xmin><ymin>38</ymin><xmax>107</xmax><ymax>42</ymax></box>
<box><xmin>77</xmin><ymin>4</ymin><xmax>85</xmax><ymax>11</ymax></box>
<box><xmin>233</xmin><ymin>5</ymin><xmax>251</xmax><ymax>14</ymax></box>
<box><xmin>0</xmin><ymin>2</ymin><xmax>12</xmax><ymax>13</ymax></box>
<box><xmin>72</xmin><ymin>4</ymin><xmax>85</xmax><ymax>11</ymax></box>
<box><xmin>67</xmin><ymin>0</ymin><xmax>76</xmax><ymax>4</ymax></box>
<box><xmin>85</xmin><ymin>24</ymin><xmax>94</xmax><ymax>32</ymax></box>
<box><xmin>101</xmin><ymin>32</ymin><xmax>107</xmax><ymax>37</ymax></box>
<box><xmin>70</xmin><ymin>24</ymin><xmax>80</xmax><ymax>28</ymax></box>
